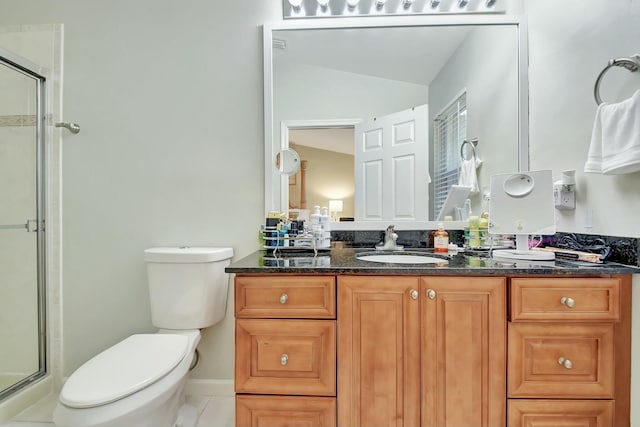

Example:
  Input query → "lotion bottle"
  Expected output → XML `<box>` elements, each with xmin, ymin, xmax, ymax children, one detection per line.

<box><xmin>434</xmin><ymin>222</ymin><xmax>449</xmax><ymax>253</ymax></box>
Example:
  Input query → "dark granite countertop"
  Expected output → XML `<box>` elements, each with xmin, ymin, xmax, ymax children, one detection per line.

<box><xmin>226</xmin><ymin>248</ymin><xmax>639</xmax><ymax>276</ymax></box>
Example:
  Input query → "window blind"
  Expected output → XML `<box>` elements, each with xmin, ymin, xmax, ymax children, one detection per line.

<box><xmin>433</xmin><ymin>92</ymin><xmax>467</xmax><ymax>218</ymax></box>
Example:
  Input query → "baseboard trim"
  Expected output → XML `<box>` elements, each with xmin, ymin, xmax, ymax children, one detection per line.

<box><xmin>185</xmin><ymin>378</ymin><xmax>234</xmax><ymax>397</ymax></box>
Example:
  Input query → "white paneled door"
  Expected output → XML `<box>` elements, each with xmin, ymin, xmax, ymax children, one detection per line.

<box><xmin>354</xmin><ymin>104</ymin><xmax>429</xmax><ymax>221</ymax></box>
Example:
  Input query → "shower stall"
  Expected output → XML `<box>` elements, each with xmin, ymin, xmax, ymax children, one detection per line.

<box><xmin>0</xmin><ymin>47</ymin><xmax>48</xmax><ymax>401</ymax></box>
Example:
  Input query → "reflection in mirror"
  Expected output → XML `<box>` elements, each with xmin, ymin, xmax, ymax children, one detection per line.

<box><xmin>266</xmin><ymin>17</ymin><xmax>528</xmax><ymax>227</ymax></box>
<box><xmin>275</xmin><ymin>148</ymin><xmax>301</xmax><ymax>176</ymax></box>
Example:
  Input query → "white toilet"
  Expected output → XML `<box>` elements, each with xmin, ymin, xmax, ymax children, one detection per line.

<box><xmin>53</xmin><ymin>246</ymin><xmax>233</xmax><ymax>427</ymax></box>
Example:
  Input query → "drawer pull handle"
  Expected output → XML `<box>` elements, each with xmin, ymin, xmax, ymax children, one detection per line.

<box><xmin>280</xmin><ymin>354</ymin><xmax>289</xmax><ymax>366</ymax></box>
<box><xmin>560</xmin><ymin>296</ymin><xmax>575</xmax><ymax>308</ymax></box>
<box><xmin>280</xmin><ymin>293</ymin><xmax>288</xmax><ymax>304</ymax></box>
<box><xmin>426</xmin><ymin>289</ymin><xmax>437</xmax><ymax>300</ymax></box>
<box><xmin>558</xmin><ymin>356</ymin><xmax>573</xmax><ymax>369</ymax></box>
<box><xmin>410</xmin><ymin>289</ymin><xmax>419</xmax><ymax>300</ymax></box>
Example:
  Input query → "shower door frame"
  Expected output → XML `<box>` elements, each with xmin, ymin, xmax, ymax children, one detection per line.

<box><xmin>0</xmin><ymin>47</ymin><xmax>48</xmax><ymax>401</ymax></box>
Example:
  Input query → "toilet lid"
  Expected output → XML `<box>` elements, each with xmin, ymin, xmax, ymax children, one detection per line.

<box><xmin>60</xmin><ymin>334</ymin><xmax>189</xmax><ymax>409</ymax></box>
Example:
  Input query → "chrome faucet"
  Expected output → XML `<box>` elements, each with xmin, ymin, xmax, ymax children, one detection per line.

<box><xmin>376</xmin><ymin>225</ymin><xmax>404</xmax><ymax>251</ymax></box>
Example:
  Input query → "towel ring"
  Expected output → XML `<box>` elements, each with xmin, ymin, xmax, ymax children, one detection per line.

<box><xmin>460</xmin><ymin>138</ymin><xmax>478</xmax><ymax>161</ymax></box>
<box><xmin>593</xmin><ymin>54</ymin><xmax>640</xmax><ymax>105</ymax></box>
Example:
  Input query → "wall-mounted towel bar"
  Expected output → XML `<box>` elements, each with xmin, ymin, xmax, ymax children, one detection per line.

<box><xmin>593</xmin><ymin>54</ymin><xmax>640</xmax><ymax>105</ymax></box>
<box><xmin>460</xmin><ymin>138</ymin><xmax>478</xmax><ymax>161</ymax></box>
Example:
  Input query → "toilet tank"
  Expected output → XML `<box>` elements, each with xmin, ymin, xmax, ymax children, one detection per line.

<box><xmin>143</xmin><ymin>247</ymin><xmax>233</xmax><ymax>330</ymax></box>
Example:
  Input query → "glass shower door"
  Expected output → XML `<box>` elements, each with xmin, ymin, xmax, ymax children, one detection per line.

<box><xmin>0</xmin><ymin>50</ymin><xmax>46</xmax><ymax>400</ymax></box>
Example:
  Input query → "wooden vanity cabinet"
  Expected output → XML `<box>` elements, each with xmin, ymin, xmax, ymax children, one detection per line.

<box><xmin>234</xmin><ymin>275</ymin><xmax>337</xmax><ymax>427</ymax></box>
<box><xmin>338</xmin><ymin>275</ymin><xmax>506</xmax><ymax>427</ymax></box>
<box><xmin>234</xmin><ymin>273</ymin><xmax>632</xmax><ymax>427</ymax></box>
<box><xmin>507</xmin><ymin>276</ymin><xmax>632</xmax><ymax>427</ymax></box>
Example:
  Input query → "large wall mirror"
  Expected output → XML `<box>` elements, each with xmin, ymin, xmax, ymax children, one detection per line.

<box><xmin>264</xmin><ymin>15</ymin><xmax>529</xmax><ymax>230</ymax></box>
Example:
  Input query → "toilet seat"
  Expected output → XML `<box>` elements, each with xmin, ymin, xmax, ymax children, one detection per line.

<box><xmin>60</xmin><ymin>334</ymin><xmax>189</xmax><ymax>409</ymax></box>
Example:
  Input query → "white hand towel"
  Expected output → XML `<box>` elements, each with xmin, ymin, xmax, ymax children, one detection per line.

<box><xmin>585</xmin><ymin>89</ymin><xmax>640</xmax><ymax>174</ymax></box>
<box><xmin>458</xmin><ymin>157</ymin><xmax>479</xmax><ymax>194</ymax></box>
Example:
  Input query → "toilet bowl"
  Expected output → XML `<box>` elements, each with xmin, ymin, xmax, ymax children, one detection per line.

<box><xmin>53</xmin><ymin>247</ymin><xmax>233</xmax><ymax>427</ymax></box>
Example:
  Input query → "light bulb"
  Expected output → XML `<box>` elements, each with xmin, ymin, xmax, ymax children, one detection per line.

<box><xmin>458</xmin><ymin>0</ymin><xmax>469</xmax><ymax>7</ymax></box>
<box><xmin>430</xmin><ymin>0</ymin><xmax>440</xmax><ymax>7</ymax></box>
<box><xmin>288</xmin><ymin>0</ymin><xmax>303</xmax><ymax>10</ymax></box>
<box><xmin>402</xmin><ymin>0</ymin><xmax>414</xmax><ymax>8</ymax></box>
<box><xmin>375</xmin><ymin>0</ymin><xmax>386</xmax><ymax>8</ymax></box>
<box><xmin>317</xmin><ymin>0</ymin><xmax>329</xmax><ymax>7</ymax></box>
<box><xmin>346</xmin><ymin>0</ymin><xmax>360</xmax><ymax>8</ymax></box>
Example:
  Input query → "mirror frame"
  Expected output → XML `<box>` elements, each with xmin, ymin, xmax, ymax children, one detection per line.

<box><xmin>264</xmin><ymin>15</ymin><xmax>529</xmax><ymax>230</ymax></box>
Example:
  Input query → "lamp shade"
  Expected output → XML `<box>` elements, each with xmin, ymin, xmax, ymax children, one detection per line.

<box><xmin>329</xmin><ymin>199</ymin><xmax>343</xmax><ymax>213</ymax></box>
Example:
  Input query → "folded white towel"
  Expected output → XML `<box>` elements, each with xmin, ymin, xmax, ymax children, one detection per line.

<box><xmin>585</xmin><ymin>89</ymin><xmax>640</xmax><ymax>174</ymax></box>
<box><xmin>458</xmin><ymin>157</ymin><xmax>480</xmax><ymax>194</ymax></box>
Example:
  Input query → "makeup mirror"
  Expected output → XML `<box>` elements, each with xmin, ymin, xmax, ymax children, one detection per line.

<box><xmin>275</xmin><ymin>148</ymin><xmax>301</xmax><ymax>176</ymax></box>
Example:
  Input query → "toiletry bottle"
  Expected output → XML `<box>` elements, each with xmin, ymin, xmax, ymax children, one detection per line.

<box><xmin>434</xmin><ymin>222</ymin><xmax>449</xmax><ymax>253</ymax></box>
<box><xmin>321</xmin><ymin>206</ymin><xmax>331</xmax><ymax>248</ymax></box>
<box><xmin>468</xmin><ymin>216</ymin><xmax>481</xmax><ymax>248</ymax></box>
<box><xmin>310</xmin><ymin>206</ymin><xmax>322</xmax><ymax>247</ymax></box>
<box><xmin>479</xmin><ymin>213</ymin><xmax>489</xmax><ymax>247</ymax></box>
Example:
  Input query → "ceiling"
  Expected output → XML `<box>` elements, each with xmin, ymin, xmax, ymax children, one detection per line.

<box><xmin>290</xmin><ymin>127</ymin><xmax>355</xmax><ymax>155</ymax></box>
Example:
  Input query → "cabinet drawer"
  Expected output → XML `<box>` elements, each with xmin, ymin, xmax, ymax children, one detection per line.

<box><xmin>236</xmin><ymin>395</ymin><xmax>336</xmax><ymax>427</ymax></box>
<box><xmin>510</xmin><ymin>278</ymin><xmax>620</xmax><ymax>321</ymax></box>
<box><xmin>235</xmin><ymin>319</ymin><xmax>336</xmax><ymax>396</ymax></box>
<box><xmin>508</xmin><ymin>323</ymin><xmax>614</xmax><ymax>398</ymax></box>
<box><xmin>507</xmin><ymin>399</ymin><xmax>614</xmax><ymax>427</ymax></box>
<box><xmin>235</xmin><ymin>276</ymin><xmax>336</xmax><ymax>318</ymax></box>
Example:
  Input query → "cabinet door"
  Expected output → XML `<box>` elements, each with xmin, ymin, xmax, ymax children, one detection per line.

<box><xmin>235</xmin><ymin>319</ymin><xmax>336</xmax><ymax>396</ymax></box>
<box><xmin>337</xmin><ymin>276</ymin><xmax>421</xmax><ymax>427</ymax></box>
<box><xmin>236</xmin><ymin>395</ymin><xmax>336</xmax><ymax>427</ymax></box>
<box><xmin>421</xmin><ymin>277</ymin><xmax>506</xmax><ymax>427</ymax></box>
<box><xmin>507</xmin><ymin>399</ymin><xmax>614</xmax><ymax>427</ymax></box>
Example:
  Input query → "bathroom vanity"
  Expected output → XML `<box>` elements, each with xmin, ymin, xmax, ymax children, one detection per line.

<box><xmin>227</xmin><ymin>250</ymin><xmax>636</xmax><ymax>427</ymax></box>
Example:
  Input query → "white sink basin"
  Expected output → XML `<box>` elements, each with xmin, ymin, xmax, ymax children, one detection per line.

<box><xmin>357</xmin><ymin>253</ymin><xmax>449</xmax><ymax>265</ymax></box>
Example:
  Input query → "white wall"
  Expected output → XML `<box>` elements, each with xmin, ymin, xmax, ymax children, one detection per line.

<box><xmin>524</xmin><ymin>0</ymin><xmax>640</xmax><ymax>238</ymax></box>
<box><xmin>428</xmin><ymin>25</ymin><xmax>520</xmax><ymax>216</ymax></box>
<box><xmin>0</xmin><ymin>1</ymin><xmax>638</xmax><ymax>418</ymax></box>
<box><xmin>0</xmin><ymin>0</ymin><xmax>281</xmax><ymax>382</ymax></box>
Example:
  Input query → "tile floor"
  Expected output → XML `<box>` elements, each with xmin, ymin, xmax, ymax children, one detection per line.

<box><xmin>0</xmin><ymin>393</ymin><xmax>234</xmax><ymax>427</ymax></box>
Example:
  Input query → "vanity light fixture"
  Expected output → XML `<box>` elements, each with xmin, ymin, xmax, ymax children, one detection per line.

<box><xmin>288</xmin><ymin>0</ymin><xmax>303</xmax><ymax>10</ymax></box>
<box><xmin>346</xmin><ymin>0</ymin><xmax>360</xmax><ymax>8</ymax></box>
<box><xmin>282</xmin><ymin>0</ymin><xmax>505</xmax><ymax>18</ymax></box>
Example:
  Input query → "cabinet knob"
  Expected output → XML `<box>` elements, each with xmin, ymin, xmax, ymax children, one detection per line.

<box><xmin>410</xmin><ymin>289</ymin><xmax>419</xmax><ymax>300</ymax></box>
<box><xmin>558</xmin><ymin>356</ymin><xmax>573</xmax><ymax>369</ymax></box>
<box><xmin>281</xmin><ymin>354</ymin><xmax>289</xmax><ymax>366</ymax></box>
<box><xmin>560</xmin><ymin>296</ymin><xmax>575</xmax><ymax>308</ymax></box>
<box><xmin>426</xmin><ymin>289</ymin><xmax>437</xmax><ymax>300</ymax></box>
<box><xmin>280</xmin><ymin>293</ymin><xmax>288</xmax><ymax>304</ymax></box>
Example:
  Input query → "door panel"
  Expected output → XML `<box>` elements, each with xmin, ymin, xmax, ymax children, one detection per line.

<box><xmin>0</xmin><ymin>50</ymin><xmax>46</xmax><ymax>398</ymax></box>
<box><xmin>355</xmin><ymin>104</ymin><xmax>429</xmax><ymax>221</ymax></box>
<box><xmin>421</xmin><ymin>277</ymin><xmax>506</xmax><ymax>427</ymax></box>
<box><xmin>337</xmin><ymin>276</ymin><xmax>420</xmax><ymax>427</ymax></box>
